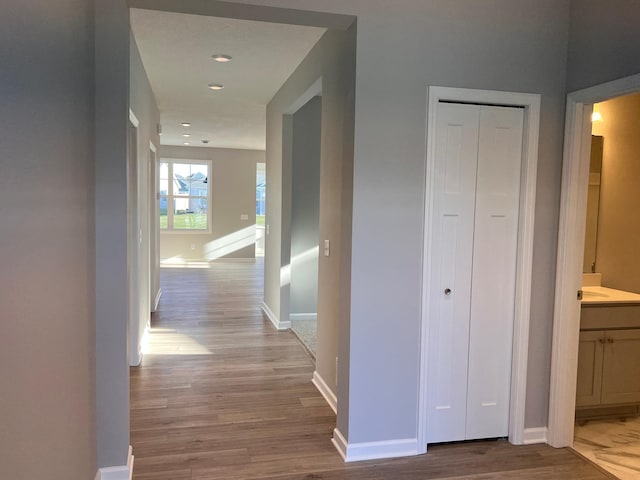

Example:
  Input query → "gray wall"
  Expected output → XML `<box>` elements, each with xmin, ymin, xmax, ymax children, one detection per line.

<box><xmin>83</xmin><ymin>0</ymin><xmax>640</xmax><ymax>469</ymax></box>
<box><xmin>130</xmin><ymin>32</ymin><xmax>161</xmax><ymax>314</ymax></box>
<box><xmin>95</xmin><ymin>0</ymin><xmax>131</xmax><ymax>469</ymax></box>
<box><xmin>290</xmin><ymin>96</ymin><xmax>322</xmax><ymax>315</ymax></box>
<box><xmin>264</xmin><ymin>24</ymin><xmax>356</xmax><ymax>419</ymax></box>
<box><xmin>127</xmin><ymin>0</ymin><xmax>572</xmax><ymax>445</ymax></box>
<box><xmin>0</xmin><ymin>0</ymin><xmax>96</xmax><ymax>478</ymax></box>
<box><xmin>591</xmin><ymin>93</ymin><xmax>640</xmax><ymax>293</ymax></box>
<box><xmin>567</xmin><ymin>0</ymin><xmax>640</xmax><ymax>92</ymax></box>
<box><xmin>230</xmin><ymin>0</ymin><xmax>571</xmax><ymax>441</ymax></box>
<box><xmin>159</xmin><ymin>146</ymin><xmax>264</xmax><ymax>261</ymax></box>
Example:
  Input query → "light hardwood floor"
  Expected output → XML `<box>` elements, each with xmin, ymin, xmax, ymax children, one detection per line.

<box><xmin>130</xmin><ymin>261</ymin><xmax>612</xmax><ymax>479</ymax></box>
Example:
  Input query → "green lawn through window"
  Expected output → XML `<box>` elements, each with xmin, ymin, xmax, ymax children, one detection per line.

<box><xmin>160</xmin><ymin>213</ymin><xmax>207</xmax><ymax>230</ymax></box>
<box><xmin>160</xmin><ymin>214</ymin><xmax>265</xmax><ymax>230</ymax></box>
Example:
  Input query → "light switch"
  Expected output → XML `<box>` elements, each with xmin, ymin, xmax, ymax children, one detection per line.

<box><xmin>324</xmin><ymin>239</ymin><xmax>330</xmax><ymax>257</ymax></box>
<box><xmin>240</xmin><ymin>214</ymin><xmax>248</xmax><ymax>220</ymax></box>
<box><xmin>266</xmin><ymin>224</ymin><xmax>270</xmax><ymax>235</ymax></box>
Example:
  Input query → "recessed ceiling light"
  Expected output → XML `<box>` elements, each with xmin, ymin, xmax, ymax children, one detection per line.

<box><xmin>183</xmin><ymin>142</ymin><xmax>190</xmax><ymax>145</ymax></box>
<box><xmin>183</xmin><ymin>133</ymin><xmax>191</xmax><ymax>138</ymax></box>
<box><xmin>212</xmin><ymin>54</ymin><xmax>232</xmax><ymax>63</ymax></box>
<box><xmin>208</xmin><ymin>83</ymin><xmax>224</xmax><ymax>91</ymax></box>
<box><xmin>181</xmin><ymin>122</ymin><xmax>191</xmax><ymax>127</ymax></box>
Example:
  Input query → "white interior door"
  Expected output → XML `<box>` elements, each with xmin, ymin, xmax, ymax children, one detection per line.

<box><xmin>427</xmin><ymin>103</ymin><xmax>481</xmax><ymax>442</ymax></box>
<box><xmin>427</xmin><ymin>102</ymin><xmax>523</xmax><ymax>443</ymax></box>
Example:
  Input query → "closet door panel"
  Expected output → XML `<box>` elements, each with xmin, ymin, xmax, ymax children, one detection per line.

<box><xmin>427</xmin><ymin>103</ymin><xmax>480</xmax><ymax>443</ymax></box>
<box><xmin>466</xmin><ymin>106</ymin><xmax>524</xmax><ymax>439</ymax></box>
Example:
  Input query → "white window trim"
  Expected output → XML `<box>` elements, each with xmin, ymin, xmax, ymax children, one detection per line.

<box><xmin>159</xmin><ymin>158</ymin><xmax>212</xmax><ymax>234</ymax></box>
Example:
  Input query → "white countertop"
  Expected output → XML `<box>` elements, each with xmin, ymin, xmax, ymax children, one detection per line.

<box><xmin>581</xmin><ymin>286</ymin><xmax>640</xmax><ymax>305</ymax></box>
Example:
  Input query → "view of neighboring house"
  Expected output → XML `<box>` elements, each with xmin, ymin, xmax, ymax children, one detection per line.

<box><xmin>159</xmin><ymin>163</ymin><xmax>209</xmax><ymax>230</ymax></box>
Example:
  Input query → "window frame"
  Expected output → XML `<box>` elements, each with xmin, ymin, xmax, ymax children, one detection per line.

<box><xmin>159</xmin><ymin>158</ymin><xmax>212</xmax><ymax>234</ymax></box>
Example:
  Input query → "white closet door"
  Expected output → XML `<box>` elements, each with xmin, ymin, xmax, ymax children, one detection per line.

<box><xmin>427</xmin><ymin>103</ymin><xmax>524</xmax><ymax>444</ymax></box>
<box><xmin>427</xmin><ymin>103</ymin><xmax>480</xmax><ymax>443</ymax></box>
<box><xmin>466</xmin><ymin>106</ymin><xmax>523</xmax><ymax>439</ymax></box>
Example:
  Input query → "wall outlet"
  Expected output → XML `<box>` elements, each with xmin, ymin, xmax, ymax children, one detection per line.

<box><xmin>240</xmin><ymin>214</ymin><xmax>248</xmax><ymax>220</ymax></box>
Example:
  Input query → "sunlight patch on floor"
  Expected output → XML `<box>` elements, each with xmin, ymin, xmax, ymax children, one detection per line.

<box><xmin>143</xmin><ymin>327</ymin><xmax>213</xmax><ymax>355</ymax></box>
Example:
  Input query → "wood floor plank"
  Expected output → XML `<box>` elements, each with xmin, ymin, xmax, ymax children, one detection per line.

<box><xmin>130</xmin><ymin>260</ymin><xmax>610</xmax><ymax>479</ymax></box>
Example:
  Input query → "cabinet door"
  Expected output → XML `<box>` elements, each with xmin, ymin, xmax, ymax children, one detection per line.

<box><xmin>601</xmin><ymin>329</ymin><xmax>640</xmax><ymax>404</ymax></box>
<box><xmin>576</xmin><ymin>331</ymin><xmax>604</xmax><ymax>407</ymax></box>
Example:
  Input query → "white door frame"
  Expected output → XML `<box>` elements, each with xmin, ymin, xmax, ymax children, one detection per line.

<box><xmin>128</xmin><ymin>109</ymin><xmax>141</xmax><ymax>366</ymax></box>
<box><xmin>419</xmin><ymin>86</ymin><xmax>541</xmax><ymax>451</ymax></box>
<box><xmin>547</xmin><ymin>73</ymin><xmax>640</xmax><ymax>447</ymax></box>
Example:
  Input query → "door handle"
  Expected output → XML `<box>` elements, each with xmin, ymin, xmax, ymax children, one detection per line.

<box><xmin>444</xmin><ymin>288</ymin><xmax>452</xmax><ymax>296</ymax></box>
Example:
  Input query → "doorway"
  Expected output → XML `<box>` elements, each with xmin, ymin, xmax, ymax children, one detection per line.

<box><xmin>256</xmin><ymin>162</ymin><xmax>266</xmax><ymax>257</ymax></box>
<box><xmin>419</xmin><ymin>86</ymin><xmax>541</xmax><ymax>451</ymax></box>
<box><xmin>128</xmin><ymin>111</ymin><xmax>142</xmax><ymax>366</ymax></box>
<box><xmin>548</xmin><ymin>73</ymin><xmax>640</xmax><ymax>449</ymax></box>
<box><xmin>289</xmin><ymin>95</ymin><xmax>322</xmax><ymax>357</ymax></box>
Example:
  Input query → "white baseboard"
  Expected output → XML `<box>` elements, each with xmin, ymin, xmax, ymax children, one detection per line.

<box><xmin>523</xmin><ymin>427</ymin><xmax>548</xmax><ymax>444</ymax></box>
<box><xmin>152</xmin><ymin>288</ymin><xmax>162</xmax><ymax>312</ymax></box>
<box><xmin>332</xmin><ymin>428</ymin><xmax>348</xmax><ymax>461</ymax></box>
<box><xmin>212</xmin><ymin>257</ymin><xmax>256</xmax><ymax>263</ymax></box>
<box><xmin>130</xmin><ymin>350</ymin><xmax>143</xmax><ymax>367</ymax></box>
<box><xmin>260</xmin><ymin>302</ymin><xmax>291</xmax><ymax>330</ymax></box>
<box><xmin>332</xmin><ymin>428</ymin><xmax>419</xmax><ymax>463</ymax></box>
<box><xmin>130</xmin><ymin>324</ymin><xmax>150</xmax><ymax>367</ymax></box>
<box><xmin>312</xmin><ymin>371</ymin><xmax>337</xmax><ymax>413</ymax></box>
<box><xmin>96</xmin><ymin>446</ymin><xmax>134</xmax><ymax>480</ymax></box>
<box><xmin>290</xmin><ymin>313</ymin><xmax>317</xmax><ymax>322</ymax></box>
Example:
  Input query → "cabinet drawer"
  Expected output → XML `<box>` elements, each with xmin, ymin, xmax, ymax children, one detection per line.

<box><xmin>581</xmin><ymin>305</ymin><xmax>640</xmax><ymax>330</ymax></box>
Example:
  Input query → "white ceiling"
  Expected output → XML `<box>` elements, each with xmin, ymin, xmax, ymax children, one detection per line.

<box><xmin>130</xmin><ymin>9</ymin><xmax>326</xmax><ymax>150</ymax></box>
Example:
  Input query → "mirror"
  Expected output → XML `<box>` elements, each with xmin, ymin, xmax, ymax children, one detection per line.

<box><xmin>583</xmin><ymin>135</ymin><xmax>603</xmax><ymax>273</ymax></box>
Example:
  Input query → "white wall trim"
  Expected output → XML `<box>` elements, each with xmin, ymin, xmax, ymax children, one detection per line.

<box><xmin>548</xmin><ymin>72</ymin><xmax>640</xmax><ymax>448</ymax></box>
<box><xmin>153</xmin><ymin>288</ymin><xmax>162</xmax><ymax>312</ymax></box>
<box><xmin>419</xmin><ymin>86</ymin><xmax>541</xmax><ymax>451</ymax></box>
<box><xmin>261</xmin><ymin>301</ymin><xmax>291</xmax><ymax>330</ymax></box>
<box><xmin>96</xmin><ymin>446</ymin><xmax>134</xmax><ymax>480</ymax></box>
<box><xmin>332</xmin><ymin>428</ymin><xmax>419</xmax><ymax>463</ymax></box>
<box><xmin>312</xmin><ymin>370</ymin><xmax>337</xmax><ymax>413</ymax></box>
<box><xmin>522</xmin><ymin>427</ymin><xmax>548</xmax><ymax>445</ymax></box>
<box><xmin>290</xmin><ymin>313</ymin><xmax>318</xmax><ymax>322</ymax></box>
<box><xmin>129</xmin><ymin>109</ymin><xmax>139</xmax><ymax>128</ymax></box>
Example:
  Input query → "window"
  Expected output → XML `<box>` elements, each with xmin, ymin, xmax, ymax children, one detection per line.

<box><xmin>256</xmin><ymin>163</ymin><xmax>266</xmax><ymax>226</ymax></box>
<box><xmin>159</xmin><ymin>160</ymin><xmax>210</xmax><ymax>231</ymax></box>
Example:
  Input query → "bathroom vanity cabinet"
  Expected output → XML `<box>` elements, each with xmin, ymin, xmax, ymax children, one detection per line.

<box><xmin>576</xmin><ymin>305</ymin><xmax>640</xmax><ymax>408</ymax></box>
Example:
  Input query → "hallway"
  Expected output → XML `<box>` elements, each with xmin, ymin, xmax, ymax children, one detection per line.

<box><xmin>130</xmin><ymin>260</ymin><xmax>339</xmax><ymax>479</ymax></box>
<box><xmin>130</xmin><ymin>262</ymin><xmax>613</xmax><ymax>479</ymax></box>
